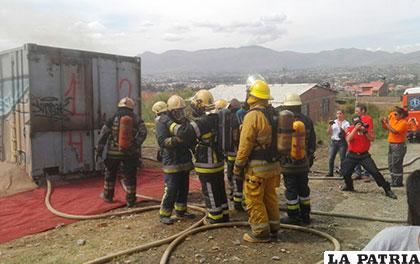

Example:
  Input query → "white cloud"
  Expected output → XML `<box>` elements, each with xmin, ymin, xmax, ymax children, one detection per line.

<box><xmin>170</xmin><ymin>24</ymin><xmax>191</xmax><ymax>34</ymax></box>
<box><xmin>396</xmin><ymin>43</ymin><xmax>420</xmax><ymax>53</ymax></box>
<box><xmin>163</xmin><ymin>33</ymin><xmax>184</xmax><ymax>42</ymax></box>
<box><xmin>366</xmin><ymin>47</ymin><xmax>383</xmax><ymax>52</ymax></box>
<box><xmin>0</xmin><ymin>0</ymin><xmax>420</xmax><ymax>54</ymax></box>
<box><xmin>139</xmin><ymin>21</ymin><xmax>154</xmax><ymax>27</ymax></box>
<box><xmin>69</xmin><ymin>21</ymin><xmax>107</xmax><ymax>33</ymax></box>
<box><xmin>192</xmin><ymin>14</ymin><xmax>287</xmax><ymax>44</ymax></box>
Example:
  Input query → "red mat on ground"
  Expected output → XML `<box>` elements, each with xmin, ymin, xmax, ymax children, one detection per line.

<box><xmin>0</xmin><ymin>168</ymin><xmax>201</xmax><ymax>244</ymax></box>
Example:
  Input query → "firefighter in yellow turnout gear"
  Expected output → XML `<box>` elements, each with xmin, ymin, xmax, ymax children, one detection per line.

<box><xmin>233</xmin><ymin>77</ymin><xmax>281</xmax><ymax>243</ymax></box>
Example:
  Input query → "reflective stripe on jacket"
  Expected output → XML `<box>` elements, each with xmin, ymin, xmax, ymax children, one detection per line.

<box><xmin>155</xmin><ymin>114</ymin><xmax>194</xmax><ymax>173</ymax></box>
<box><xmin>169</xmin><ymin>114</ymin><xmax>224</xmax><ymax>174</ymax></box>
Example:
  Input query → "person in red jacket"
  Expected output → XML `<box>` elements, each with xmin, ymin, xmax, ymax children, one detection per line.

<box><xmin>353</xmin><ymin>104</ymin><xmax>373</xmax><ymax>182</ymax></box>
<box><xmin>340</xmin><ymin>115</ymin><xmax>397</xmax><ymax>199</ymax></box>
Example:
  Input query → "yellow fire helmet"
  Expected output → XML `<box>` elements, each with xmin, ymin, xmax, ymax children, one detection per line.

<box><xmin>191</xmin><ymin>89</ymin><xmax>215</xmax><ymax>110</ymax></box>
<box><xmin>152</xmin><ymin>101</ymin><xmax>168</xmax><ymax>114</ymax></box>
<box><xmin>215</xmin><ymin>99</ymin><xmax>228</xmax><ymax>110</ymax></box>
<box><xmin>118</xmin><ymin>97</ymin><xmax>135</xmax><ymax>109</ymax></box>
<box><xmin>246</xmin><ymin>74</ymin><xmax>272</xmax><ymax>100</ymax></box>
<box><xmin>283</xmin><ymin>93</ymin><xmax>302</xmax><ymax>106</ymax></box>
<box><xmin>167</xmin><ymin>95</ymin><xmax>186</xmax><ymax>111</ymax></box>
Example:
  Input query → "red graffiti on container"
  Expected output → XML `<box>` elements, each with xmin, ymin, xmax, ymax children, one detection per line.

<box><xmin>118</xmin><ymin>78</ymin><xmax>132</xmax><ymax>98</ymax></box>
<box><xmin>67</xmin><ymin>131</ymin><xmax>84</xmax><ymax>163</ymax></box>
<box><xmin>65</xmin><ymin>73</ymin><xmax>86</xmax><ymax>116</ymax></box>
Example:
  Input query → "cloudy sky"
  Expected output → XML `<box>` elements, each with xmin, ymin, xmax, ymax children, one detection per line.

<box><xmin>1</xmin><ymin>0</ymin><xmax>420</xmax><ymax>55</ymax></box>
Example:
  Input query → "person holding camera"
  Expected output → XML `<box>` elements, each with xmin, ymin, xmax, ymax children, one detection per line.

<box><xmin>340</xmin><ymin>115</ymin><xmax>397</xmax><ymax>199</ymax></box>
<box><xmin>407</xmin><ymin>117</ymin><xmax>418</xmax><ymax>143</ymax></box>
<box><xmin>326</xmin><ymin>110</ymin><xmax>350</xmax><ymax>177</ymax></box>
<box><xmin>381</xmin><ymin>106</ymin><xmax>408</xmax><ymax>187</ymax></box>
<box><xmin>353</xmin><ymin>104</ymin><xmax>374</xmax><ymax>181</ymax></box>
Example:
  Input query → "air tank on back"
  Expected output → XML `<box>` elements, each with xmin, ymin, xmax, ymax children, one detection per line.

<box><xmin>277</xmin><ymin>110</ymin><xmax>294</xmax><ymax>155</ymax></box>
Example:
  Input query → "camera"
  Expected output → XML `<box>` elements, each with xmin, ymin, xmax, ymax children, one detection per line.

<box><xmin>354</xmin><ymin>120</ymin><xmax>369</xmax><ymax>134</ymax></box>
<box><xmin>328</xmin><ymin>120</ymin><xmax>335</xmax><ymax>126</ymax></box>
<box><xmin>352</xmin><ymin>115</ymin><xmax>369</xmax><ymax>129</ymax></box>
<box><xmin>354</xmin><ymin>120</ymin><xmax>369</xmax><ymax>129</ymax></box>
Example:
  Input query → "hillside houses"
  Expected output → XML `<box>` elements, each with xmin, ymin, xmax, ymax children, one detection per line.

<box><xmin>345</xmin><ymin>80</ymin><xmax>389</xmax><ymax>96</ymax></box>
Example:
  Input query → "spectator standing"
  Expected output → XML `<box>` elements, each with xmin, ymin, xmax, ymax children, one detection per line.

<box><xmin>381</xmin><ymin>106</ymin><xmax>409</xmax><ymax>187</ymax></box>
<box><xmin>340</xmin><ymin>115</ymin><xmax>397</xmax><ymax>199</ymax></box>
<box><xmin>326</xmin><ymin>110</ymin><xmax>350</xmax><ymax>177</ymax></box>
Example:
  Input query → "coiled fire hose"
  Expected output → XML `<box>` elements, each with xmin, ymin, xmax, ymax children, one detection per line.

<box><xmin>46</xmin><ymin>152</ymin><xmax>416</xmax><ymax>263</ymax></box>
<box><xmin>159</xmin><ymin>221</ymin><xmax>340</xmax><ymax>264</ymax></box>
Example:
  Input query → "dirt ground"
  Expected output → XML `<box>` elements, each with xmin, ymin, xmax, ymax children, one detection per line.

<box><xmin>1</xmin><ymin>140</ymin><xmax>419</xmax><ymax>264</ymax></box>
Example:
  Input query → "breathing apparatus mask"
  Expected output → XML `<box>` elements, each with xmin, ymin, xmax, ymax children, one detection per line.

<box><xmin>245</xmin><ymin>74</ymin><xmax>267</xmax><ymax>109</ymax></box>
<box><xmin>170</xmin><ymin>108</ymin><xmax>186</xmax><ymax>123</ymax></box>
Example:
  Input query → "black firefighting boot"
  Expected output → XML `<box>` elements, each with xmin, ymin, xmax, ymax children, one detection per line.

<box><xmin>203</xmin><ymin>216</ymin><xmax>225</xmax><ymax>225</ymax></box>
<box><xmin>233</xmin><ymin>202</ymin><xmax>245</xmax><ymax>212</ymax></box>
<box><xmin>300</xmin><ymin>202</ymin><xmax>311</xmax><ymax>225</ymax></box>
<box><xmin>270</xmin><ymin>231</ymin><xmax>279</xmax><ymax>241</ymax></box>
<box><xmin>160</xmin><ymin>216</ymin><xmax>176</xmax><ymax>225</ymax></box>
<box><xmin>126</xmin><ymin>193</ymin><xmax>137</xmax><ymax>208</ymax></box>
<box><xmin>280</xmin><ymin>205</ymin><xmax>301</xmax><ymax>225</ymax></box>
<box><xmin>176</xmin><ymin>211</ymin><xmax>197</xmax><ymax>219</ymax></box>
<box><xmin>100</xmin><ymin>190</ymin><xmax>114</xmax><ymax>203</ymax></box>
<box><xmin>222</xmin><ymin>212</ymin><xmax>230</xmax><ymax>223</ymax></box>
<box><xmin>340</xmin><ymin>184</ymin><xmax>355</xmax><ymax>192</ymax></box>
<box><xmin>99</xmin><ymin>192</ymin><xmax>113</xmax><ymax>203</ymax></box>
<box><xmin>280</xmin><ymin>216</ymin><xmax>301</xmax><ymax>225</ymax></box>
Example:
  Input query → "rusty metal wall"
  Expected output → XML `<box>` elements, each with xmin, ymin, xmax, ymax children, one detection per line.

<box><xmin>0</xmin><ymin>44</ymin><xmax>141</xmax><ymax>179</ymax></box>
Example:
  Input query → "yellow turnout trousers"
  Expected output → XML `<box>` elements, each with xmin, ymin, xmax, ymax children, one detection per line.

<box><xmin>244</xmin><ymin>168</ymin><xmax>280</xmax><ymax>238</ymax></box>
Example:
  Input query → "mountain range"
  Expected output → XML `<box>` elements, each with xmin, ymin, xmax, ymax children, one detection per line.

<box><xmin>140</xmin><ymin>46</ymin><xmax>420</xmax><ymax>74</ymax></box>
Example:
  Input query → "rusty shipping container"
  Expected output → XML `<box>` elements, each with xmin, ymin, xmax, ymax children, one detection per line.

<box><xmin>0</xmin><ymin>44</ymin><xmax>141</xmax><ymax>180</ymax></box>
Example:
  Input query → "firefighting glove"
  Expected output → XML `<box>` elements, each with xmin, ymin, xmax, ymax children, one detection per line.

<box><xmin>233</xmin><ymin>165</ymin><xmax>244</xmax><ymax>179</ymax></box>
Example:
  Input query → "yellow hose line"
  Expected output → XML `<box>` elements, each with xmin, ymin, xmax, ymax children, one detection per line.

<box><xmin>310</xmin><ymin>210</ymin><xmax>405</xmax><ymax>224</ymax></box>
<box><xmin>276</xmin><ymin>206</ymin><xmax>405</xmax><ymax>224</ymax></box>
<box><xmin>46</xmin><ymin>179</ymin><xmax>163</xmax><ymax>220</ymax></box>
<box><xmin>160</xmin><ymin>221</ymin><xmax>341</xmax><ymax>264</ymax></box>
<box><xmin>46</xmin><ymin>173</ymin><xmax>403</xmax><ymax>264</ymax></box>
<box><xmin>84</xmin><ymin>208</ymin><xmax>206</xmax><ymax>264</ymax></box>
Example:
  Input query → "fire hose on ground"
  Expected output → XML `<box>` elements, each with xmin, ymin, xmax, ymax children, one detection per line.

<box><xmin>46</xmin><ymin>178</ymin><xmax>340</xmax><ymax>264</ymax></box>
<box><xmin>159</xmin><ymin>221</ymin><xmax>340</xmax><ymax>264</ymax></box>
<box><xmin>45</xmin><ymin>175</ymin><xmax>408</xmax><ymax>264</ymax></box>
<box><xmin>45</xmin><ymin>178</ymin><xmax>207</xmax><ymax>264</ymax></box>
